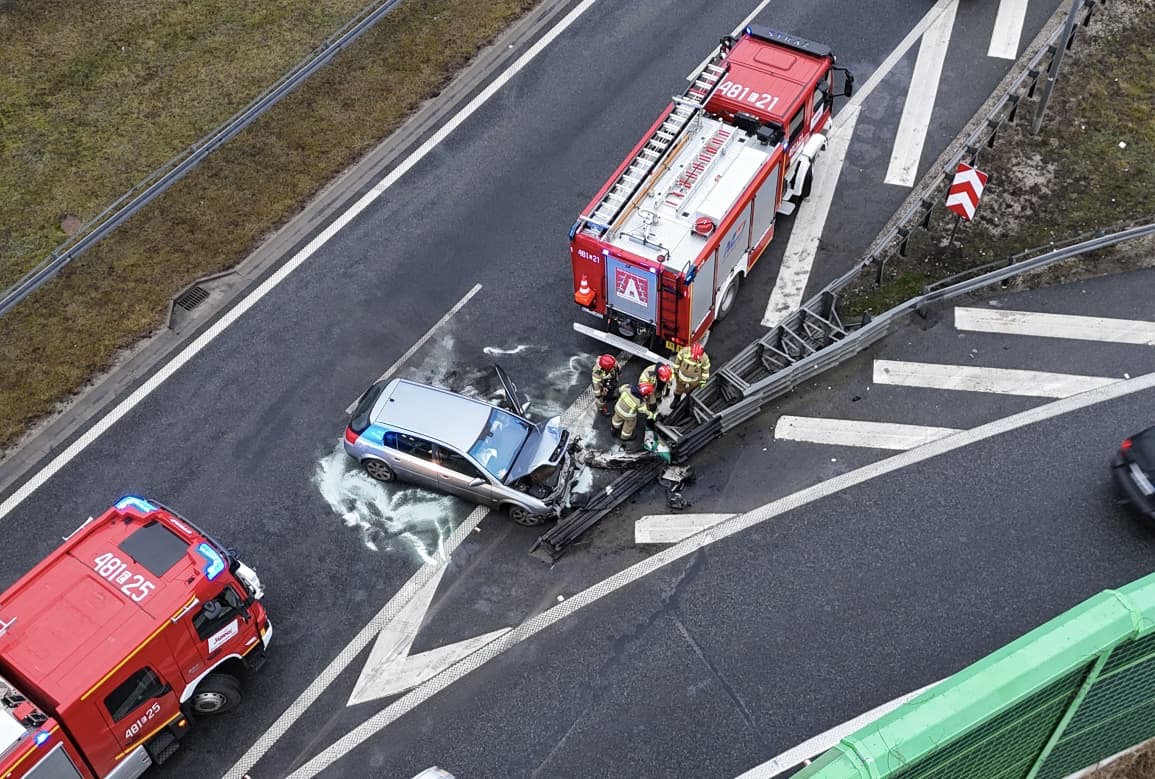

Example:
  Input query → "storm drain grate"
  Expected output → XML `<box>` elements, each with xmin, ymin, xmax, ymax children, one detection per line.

<box><xmin>174</xmin><ymin>285</ymin><xmax>210</xmax><ymax>312</ymax></box>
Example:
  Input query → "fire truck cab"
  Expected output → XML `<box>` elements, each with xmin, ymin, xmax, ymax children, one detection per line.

<box><xmin>0</xmin><ymin>497</ymin><xmax>271</xmax><ymax>779</ymax></box>
<box><xmin>571</xmin><ymin>25</ymin><xmax>853</xmax><ymax>354</ymax></box>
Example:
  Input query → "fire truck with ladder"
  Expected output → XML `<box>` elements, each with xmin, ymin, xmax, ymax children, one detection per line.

<box><xmin>0</xmin><ymin>497</ymin><xmax>271</xmax><ymax>779</ymax></box>
<box><xmin>570</xmin><ymin>25</ymin><xmax>853</xmax><ymax>356</ymax></box>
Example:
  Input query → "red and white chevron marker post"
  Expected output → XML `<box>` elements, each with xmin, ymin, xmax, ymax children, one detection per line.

<box><xmin>945</xmin><ymin>162</ymin><xmax>989</xmax><ymax>220</ymax></box>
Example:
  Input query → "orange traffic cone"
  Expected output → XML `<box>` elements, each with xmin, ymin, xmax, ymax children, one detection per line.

<box><xmin>574</xmin><ymin>275</ymin><xmax>596</xmax><ymax>306</ymax></box>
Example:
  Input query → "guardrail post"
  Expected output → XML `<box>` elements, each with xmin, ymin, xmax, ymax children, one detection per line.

<box><xmin>1025</xmin><ymin>648</ymin><xmax>1110</xmax><ymax>779</ymax></box>
<box><xmin>1032</xmin><ymin>0</ymin><xmax>1083</xmax><ymax>134</ymax></box>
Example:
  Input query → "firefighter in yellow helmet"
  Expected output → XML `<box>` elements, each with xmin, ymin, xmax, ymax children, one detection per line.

<box><xmin>591</xmin><ymin>354</ymin><xmax>620</xmax><ymax>416</ymax></box>
<box><xmin>611</xmin><ymin>382</ymin><xmax>657</xmax><ymax>440</ymax></box>
<box><xmin>673</xmin><ymin>341</ymin><xmax>710</xmax><ymax>398</ymax></box>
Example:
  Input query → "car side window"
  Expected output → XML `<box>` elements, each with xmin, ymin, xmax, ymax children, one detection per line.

<box><xmin>393</xmin><ymin>433</ymin><xmax>435</xmax><ymax>461</ymax></box>
<box><xmin>104</xmin><ymin>667</ymin><xmax>167</xmax><ymax>721</ymax></box>
<box><xmin>438</xmin><ymin>448</ymin><xmax>485</xmax><ymax>480</ymax></box>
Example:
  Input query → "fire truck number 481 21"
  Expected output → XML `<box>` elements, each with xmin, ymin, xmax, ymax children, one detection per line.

<box><xmin>93</xmin><ymin>552</ymin><xmax>156</xmax><ymax>602</ymax></box>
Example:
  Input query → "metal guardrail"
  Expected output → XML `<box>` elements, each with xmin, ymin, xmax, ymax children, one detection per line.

<box><xmin>0</xmin><ymin>0</ymin><xmax>406</xmax><ymax>318</ymax></box>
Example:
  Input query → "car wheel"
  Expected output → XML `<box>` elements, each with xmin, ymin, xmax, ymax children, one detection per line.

<box><xmin>363</xmin><ymin>459</ymin><xmax>395</xmax><ymax>482</ymax></box>
<box><xmin>715</xmin><ymin>274</ymin><xmax>741</xmax><ymax>322</ymax></box>
<box><xmin>506</xmin><ymin>504</ymin><xmax>546</xmax><ymax>526</ymax></box>
<box><xmin>191</xmin><ymin>673</ymin><xmax>242</xmax><ymax>715</ymax></box>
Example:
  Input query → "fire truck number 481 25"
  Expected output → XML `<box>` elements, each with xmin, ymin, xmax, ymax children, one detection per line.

<box><xmin>93</xmin><ymin>552</ymin><xmax>156</xmax><ymax>602</ymax></box>
<box><xmin>126</xmin><ymin>702</ymin><xmax>162</xmax><ymax>741</ymax></box>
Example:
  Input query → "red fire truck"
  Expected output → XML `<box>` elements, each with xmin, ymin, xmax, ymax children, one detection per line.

<box><xmin>0</xmin><ymin>497</ymin><xmax>271</xmax><ymax>778</ymax></box>
<box><xmin>570</xmin><ymin>25</ymin><xmax>853</xmax><ymax>355</ymax></box>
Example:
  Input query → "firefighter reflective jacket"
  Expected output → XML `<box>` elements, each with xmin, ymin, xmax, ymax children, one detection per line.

<box><xmin>674</xmin><ymin>346</ymin><xmax>711</xmax><ymax>386</ymax></box>
<box><xmin>615</xmin><ymin>385</ymin><xmax>656</xmax><ymax>420</ymax></box>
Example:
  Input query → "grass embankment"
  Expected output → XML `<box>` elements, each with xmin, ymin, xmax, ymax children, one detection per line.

<box><xmin>841</xmin><ymin>0</ymin><xmax>1155</xmax><ymax>319</ymax></box>
<box><xmin>0</xmin><ymin>0</ymin><xmax>540</xmax><ymax>451</ymax></box>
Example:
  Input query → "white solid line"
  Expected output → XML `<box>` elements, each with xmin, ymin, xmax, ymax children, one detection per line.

<box><xmin>223</xmin><ymin>506</ymin><xmax>489</xmax><ymax>779</ymax></box>
<box><xmin>834</xmin><ymin>0</ymin><xmax>957</xmax><ymax>129</ymax></box>
<box><xmin>761</xmin><ymin>106</ymin><xmax>860</xmax><ymax>328</ymax></box>
<box><xmin>0</xmin><ymin>0</ymin><xmax>601</xmax><ymax>524</ymax></box>
<box><xmin>987</xmin><ymin>0</ymin><xmax>1030</xmax><ymax>59</ymax></box>
<box><xmin>955</xmin><ymin>307</ymin><xmax>1155</xmax><ymax>346</ymax></box>
<box><xmin>873</xmin><ymin>359</ymin><xmax>1121</xmax><ymax>398</ymax></box>
<box><xmin>884</xmin><ymin>0</ymin><xmax>959</xmax><ymax>187</ymax></box>
<box><xmin>286</xmin><ymin>371</ymin><xmax>1155</xmax><ymax>779</ymax></box>
<box><xmin>685</xmin><ymin>0</ymin><xmax>774</xmax><ymax>80</ymax></box>
<box><xmin>774</xmin><ymin>415</ymin><xmax>961</xmax><ymax>450</ymax></box>
<box><xmin>734</xmin><ymin>681</ymin><xmax>941</xmax><ymax>778</ymax></box>
<box><xmin>344</xmin><ymin>283</ymin><xmax>483</xmax><ymax>413</ymax></box>
<box><xmin>635</xmin><ymin>513</ymin><xmax>736</xmax><ymax>544</ymax></box>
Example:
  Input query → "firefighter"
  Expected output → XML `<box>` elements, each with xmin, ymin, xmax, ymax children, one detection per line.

<box><xmin>591</xmin><ymin>354</ymin><xmax>620</xmax><ymax>415</ymax></box>
<box><xmin>673</xmin><ymin>341</ymin><xmax>711</xmax><ymax>398</ymax></box>
<box><xmin>639</xmin><ymin>362</ymin><xmax>673</xmax><ymax>417</ymax></box>
<box><xmin>611</xmin><ymin>382</ymin><xmax>656</xmax><ymax>440</ymax></box>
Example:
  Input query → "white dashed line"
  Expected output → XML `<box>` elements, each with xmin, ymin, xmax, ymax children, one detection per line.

<box><xmin>873</xmin><ymin>359</ymin><xmax>1121</xmax><ymax>398</ymax></box>
<box><xmin>955</xmin><ymin>307</ymin><xmax>1155</xmax><ymax>345</ymax></box>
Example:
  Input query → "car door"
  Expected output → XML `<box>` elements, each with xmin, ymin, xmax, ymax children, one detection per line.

<box><xmin>94</xmin><ymin>663</ymin><xmax>183</xmax><ymax>755</ymax></box>
<box><xmin>383</xmin><ymin>431</ymin><xmax>440</xmax><ymax>488</ymax></box>
<box><xmin>432</xmin><ymin>446</ymin><xmax>498</xmax><ymax>505</ymax></box>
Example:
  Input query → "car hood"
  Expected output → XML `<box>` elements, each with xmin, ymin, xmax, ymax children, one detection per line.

<box><xmin>505</xmin><ymin>416</ymin><xmax>566</xmax><ymax>483</ymax></box>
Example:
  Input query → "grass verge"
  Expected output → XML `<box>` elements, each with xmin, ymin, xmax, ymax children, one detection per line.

<box><xmin>0</xmin><ymin>0</ymin><xmax>541</xmax><ymax>452</ymax></box>
<box><xmin>839</xmin><ymin>0</ymin><xmax>1155</xmax><ymax>320</ymax></box>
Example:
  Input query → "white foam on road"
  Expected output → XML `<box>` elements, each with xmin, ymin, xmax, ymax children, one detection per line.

<box><xmin>283</xmin><ymin>371</ymin><xmax>1155</xmax><ymax>779</ymax></box>
<box><xmin>873</xmin><ymin>359</ymin><xmax>1121</xmax><ymax>398</ymax></box>
<box><xmin>774</xmin><ymin>415</ymin><xmax>961</xmax><ymax>450</ymax></box>
<box><xmin>635</xmin><ymin>513</ymin><xmax>736</xmax><ymax>545</ymax></box>
<box><xmin>884</xmin><ymin>0</ymin><xmax>958</xmax><ymax>187</ymax></box>
<box><xmin>987</xmin><ymin>0</ymin><xmax>1030</xmax><ymax>59</ymax></box>
<box><xmin>955</xmin><ymin>307</ymin><xmax>1155</xmax><ymax>345</ymax></box>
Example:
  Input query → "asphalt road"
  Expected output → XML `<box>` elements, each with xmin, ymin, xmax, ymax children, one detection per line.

<box><xmin>0</xmin><ymin>0</ymin><xmax>1072</xmax><ymax>776</ymax></box>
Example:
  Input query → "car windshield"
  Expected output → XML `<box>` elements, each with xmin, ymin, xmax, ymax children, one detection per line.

<box><xmin>468</xmin><ymin>408</ymin><xmax>532</xmax><ymax>481</ymax></box>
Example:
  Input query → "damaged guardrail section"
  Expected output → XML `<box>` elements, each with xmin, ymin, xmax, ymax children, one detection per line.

<box><xmin>792</xmin><ymin>570</ymin><xmax>1155</xmax><ymax>779</ymax></box>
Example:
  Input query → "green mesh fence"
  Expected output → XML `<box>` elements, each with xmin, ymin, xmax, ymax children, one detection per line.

<box><xmin>793</xmin><ymin>572</ymin><xmax>1155</xmax><ymax>779</ymax></box>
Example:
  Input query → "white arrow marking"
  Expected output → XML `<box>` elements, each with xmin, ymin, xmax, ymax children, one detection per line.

<box><xmin>761</xmin><ymin>105</ymin><xmax>860</xmax><ymax>328</ymax></box>
<box><xmin>988</xmin><ymin>0</ymin><xmax>1029</xmax><ymax>59</ymax></box>
<box><xmin>884</xmin><ymin>0</ymin><xmax>959</xmax><ymax>187</ymax></box>
<box><xmin>635</xmin><ymin>513</ymin><xmax>736</xmax><ymax>545</ymax></box>
<box><xmin>348</xmin><ymin>560</ymin><xmax>510</xmax><ymax>705</ymax></box>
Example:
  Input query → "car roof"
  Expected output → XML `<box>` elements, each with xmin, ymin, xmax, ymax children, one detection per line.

<box><xmin>370</xmin><ymin>379</ymin><xmax>498</xmax><ymax>452</ymax></box>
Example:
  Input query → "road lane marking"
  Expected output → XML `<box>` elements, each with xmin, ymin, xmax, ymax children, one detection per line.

<box><xmin>760</xmin><ymin>0</ymin><xmax>957</xmax><ymax>327</ymax></box>
<box><xmin>685</xmin><ymin>0</ymin><xmax>775</xmax><ymax>80</ymax></box>
<box><xmin>0</xmin><ymin>0</ymin><xmax>600</xmax><ymax>523</ymax></box>
<box><xmin>733</xmin><ymin>681</ymin><xmax>941</xmax><ymax>778</ymax></box>
<box><xmin>873</xmin><ymin>359</ymin><xmax>1121</xmax><ymax>397</ymax></box>
<box><xmin>635</xmin><ymin>513</ymin><xmax>736</xmax><ymax>545</ymax></box>
<box><xmin>761</xmin><ymin>106</ymin><xmax>860</xmax><ymax>328</ymax></box>
<box><xmin>884</xmin><ymin>0</ymin><xmax>959</xmax><ymax>187</ymax></box>
<box><xmin>223</xmin><ymin>506</ymin><xmax>489</xmax><ymax>779</ymax></box>
<box><xmin>345</xmin><ymin>283</ymin><xmax>483</xmax><ymax>412</ymax></box>
<box><xmin>987</xmin><ymin>0</ymin><xmax>1030</xmax><ymax>59</ymax></box>
<box><xmin>955</xmin><ymin>307</ymin><xmax>1155</xmax><ymax>345</ymax></box>
<box><xmin>285</xmin><ymin>370</ymin><xmax>1155</xmax><ymax>779</ymax></box>
<box><xmin>348</xmin><ymin>559</ymin><xmax>510</xmax><ymax>704</ymax></box>
<box><xmin>774</xmin><ymin>415</ymin><xmax>961</xmax><ymax>450</ymax></box>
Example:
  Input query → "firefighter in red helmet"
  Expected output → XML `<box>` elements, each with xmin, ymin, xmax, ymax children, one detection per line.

<box><xmin>591</xmin><ymin>353</ymin><xmax>620</xmax><ymax>415</ymax></box>
<box><xmin>612</xmin><ymin>382</ymin><xmax>656</xmax><ymax>440</ymax></box>
<box><xmin>673</xmin><ymin>341</ymin><xmax>710</xmax><ymax>399</ymax></box>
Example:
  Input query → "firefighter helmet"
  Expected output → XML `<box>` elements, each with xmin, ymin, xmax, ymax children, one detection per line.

<box><xmin>656</xmin><ymin>364</ymin><xmax>672</xmax><ymax>382</ymax></box>
<box><xmin>690</xmin><ymin>343</ymin><xmax>705</xmax><ymax>360</ymax></box>
<box><xmin>598</xmin><ymin>354</ymin><xmax>617</xmax><ymax>371</ymax></box>
<box><xmin>637</xmin><ymin>382</ymin><xmax>655</xmax><ymax>397</ymax></box>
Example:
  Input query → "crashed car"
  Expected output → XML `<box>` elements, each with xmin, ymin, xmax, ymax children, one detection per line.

<box><xmin>343</xmin><ymin>368</ymin><xmax>575</xmax><ymax>525</ymax></box>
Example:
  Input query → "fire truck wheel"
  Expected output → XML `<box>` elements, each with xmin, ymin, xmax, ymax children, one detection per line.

<box><xmin>791</xmin><ymin>168</ymin><xmax>814</xmax><ymax>203</ymax></box>
<box><xmin>715</xmin><ymin>274</ymin><xmax>741</xmax><ymax>322</ymax></box>
<box><xmin>191</xmin><ymin>673</ymin><xmax>242</xmax><ymax>715</ymax></box>
<box><xmin>362</xmin><ymin>459</ymin><xmax>395</xmax><ymax>482</ymax></box>
<box><xmin>505</xmin><ymin>504</ymin><xmax>546</xmax><ymax>526</ymax></box>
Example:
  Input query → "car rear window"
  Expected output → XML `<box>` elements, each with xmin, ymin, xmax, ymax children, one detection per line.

<box><xmin>350</xmin><ymin>381</ymin><xmax>388</xmax><ymax>434</ymax></box>
<box><xmin>119</xmin><ymin>520</ymin><xmax>189</xmax><ymax>577</ymax></box>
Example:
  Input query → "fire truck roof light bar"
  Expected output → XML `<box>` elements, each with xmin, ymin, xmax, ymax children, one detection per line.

<box><xmin>195</xmin><ymin>543</ymin><xmax>226</xmax><ymax>581</ymax></box>
<box><xmin>743</xmin><ymin>25</ymin><xmax>833</xmax><ymax>59</ymax></box>
<box><xmin>114</xmin><ymin>496</ymin><xmax>158</xmax><ymax>514</ymax></box>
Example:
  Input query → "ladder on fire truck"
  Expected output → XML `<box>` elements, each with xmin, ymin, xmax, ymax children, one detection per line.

<box><xmin>581</xmin><ymin>56</ymin><xmax>730</xmax><ymax>234</ymax></box>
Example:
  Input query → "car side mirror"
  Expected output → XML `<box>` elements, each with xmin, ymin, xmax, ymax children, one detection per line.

<box><xmin>469</xmin><ymin>477</ymin><xmax>487</xmax><ymax>488</ymax></box>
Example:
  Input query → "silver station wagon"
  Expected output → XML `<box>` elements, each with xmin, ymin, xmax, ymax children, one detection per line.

<box><xmin>343</xmin><ymin>372</ymin><xmax>573</xmax><ymax>525</ymax></box>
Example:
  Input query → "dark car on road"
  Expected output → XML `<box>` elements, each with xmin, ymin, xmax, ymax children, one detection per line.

<box><xmin>1112</xmin><ymin>427</ymin><xmax>1155</xmax><ymax>520</ymax></box>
